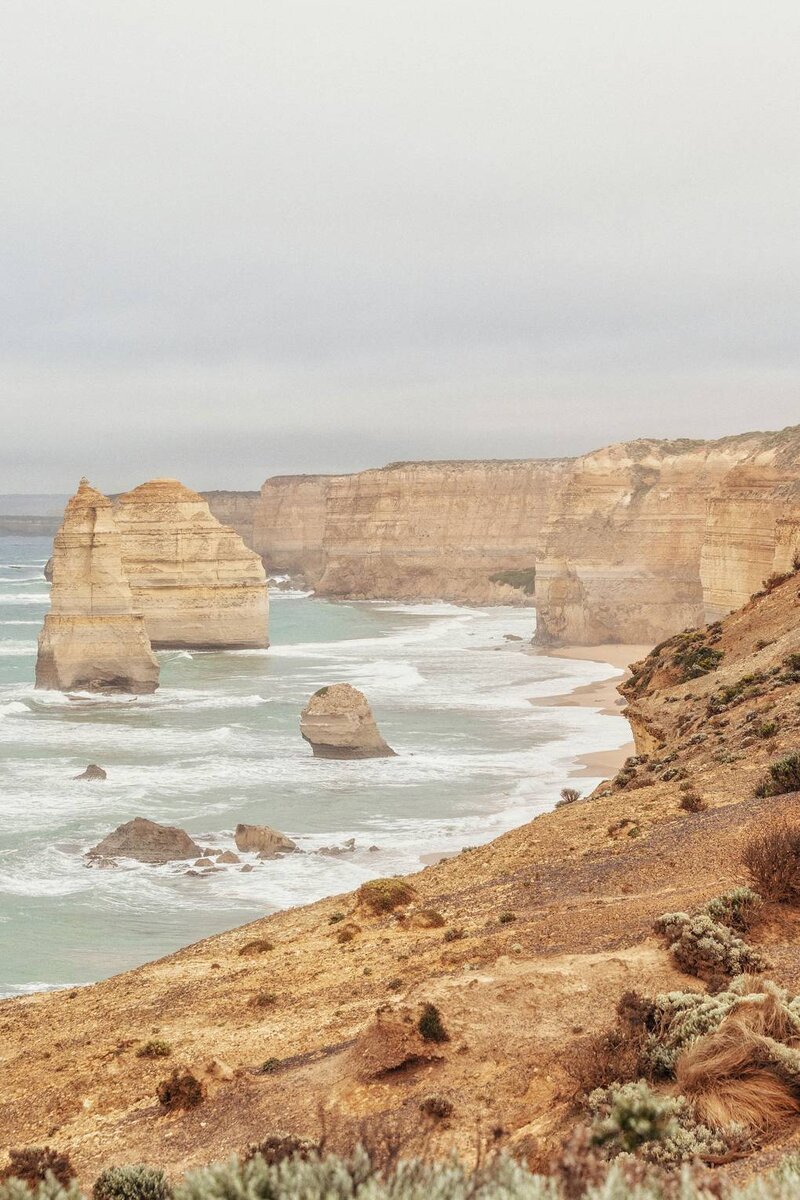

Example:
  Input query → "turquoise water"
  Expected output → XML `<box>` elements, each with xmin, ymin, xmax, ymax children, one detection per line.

<box><xmin>0</xmin><ymin>536</ymin><xmax>629</xmax><ymax>997</ymax></box>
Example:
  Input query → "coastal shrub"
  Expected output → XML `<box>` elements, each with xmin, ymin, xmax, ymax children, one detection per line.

<box><xmin>252</xmin><ymin>990</ymin><xmax>278</xmax><ymax>1008</ymax></box>
<box><xmin>443</xmin><ymin>927</ymin><xmax>464</xmax><ymax>942</ymax></box>
<box><xmin>244</xmin><ymin>1135</ymin><xmax>318</xmax><ymax>1165</ymax></box>
<box><xmin>93</xmin><ymin>1167</ymin><xmax>170</xmax><ymax>1200</ymax></box>
<box><xmin>762</xmin><ymin>571</ymin><xmax>793</xmax><ymax>594</ymax></box>
<box><xmin>419</xmin><ymin>1094</ymin><xmax>454</xmax><ymax>1119</ymax></box>
<box><xmin>136</xmin><ymin>1039</ymin><xmax>171</xmax><ymax>1059</ymax></box>
<box><xmin>557</xmin><ymin>787</ymin><xmax>581</xmax><ymax>807</ymax></box>
<box><xmin>0</xmin><ymin>1148</ymin><xmax>75</xmax><ymax>1188</ymax></box>
<box><xmin>357</xmin><ymin>878</ymin><xmax>417</xmax><ymax>914</ymax></box>
<box><xmin>498</xmin><ymin>911</ymin><xmax>516</xmax><ymax>924</ymax></box>
<box><xmin>410</xmin><ymin>908</ymin><xmax>445</xmax><ymax>928</ymax></box>
<box><xmin>488</xmin><ymin>568</ymin><xmax>536</xmax><ymax>595</ymax></box>
<box><xmin>156</xmin><ymin>1069</ymin><xmax>204</xmax><ymax>1111</ymax></box>
<box><xmin>654</xmin><ymin>911</ymin><xmax>767</xmax><ymax>979</ymax></box>
<box><xmin>238</xmin><ymin>938</ymin><xmax>274</xmax><ymax>956</ymax></box>
<box><xmin>7</xmin><ymin>1145</ymin><xmax>800</xmax><ymax>1200</ymax></box>
<box><xmin>587</xmin><ymin>1081</ymin><xmax>745</xmax><ymax>1165</ymax></box>
<box><xmin>743</xmin><ymin>821</ymin><xmax>800</xmax><ymax>902</ymax></box>
<box><xmin>757</xmin><ymin>720</ymin><xmax>779</xmax><ymax>739</ymax></box>
<box><xmin>417</xmin><ymin>1003</ymin><xmax>449</xmax><ymax>1043</ymax></box>
<box><xmin>754</xmin><ymin>753</ymin><xmax>800</xmax><ymax>798</ymax></box>
<box><xmin>672</xmin><ymin>638</ymin><xmax>724</xmax><ymax>681</ymax></box>
<box><xmin>708</xmin><ymin>672</ymin><xmax>767</xmax><ymax>714</ymax></box>
<box><xmin>328</xmin><ymin>911</ymin><xmax>345</xmax><ymax>924</ymax></box>
<box><xmin>703</xmin><ymin>887</ymin><xmax>763</xmax><ymax>932</ymax></box>
<box><xmin>678</xmin><ymin>792</ymin><xmax>707</xmax><ymax>814</ymax></box>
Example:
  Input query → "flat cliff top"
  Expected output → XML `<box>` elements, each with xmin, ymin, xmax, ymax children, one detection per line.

<box><xmin>5</xmin><ymin>574</ymin><xmax>800</xmax><ymax>1182</ymax></box>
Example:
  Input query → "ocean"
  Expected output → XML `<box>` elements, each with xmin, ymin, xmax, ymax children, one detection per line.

<box><xmin>0</xmin><ymin>535</ymin><xmax>629</xmax><ymax>998</ymax></box>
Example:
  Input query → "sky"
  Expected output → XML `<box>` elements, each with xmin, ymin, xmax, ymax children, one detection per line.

<box><xmin>1</xmin><ymin>1</ymin><xmax>799</xmax><ymax>492</ymax></box>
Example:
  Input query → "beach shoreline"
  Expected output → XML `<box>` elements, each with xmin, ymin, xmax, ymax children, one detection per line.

<box><xmin>531</xmin><ymin>643</ymin><xmax>651</xmax><ymax>781</ymax></box>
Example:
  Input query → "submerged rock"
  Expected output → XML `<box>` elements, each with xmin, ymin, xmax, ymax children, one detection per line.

<box><xmin>234</xmin><ymin>823</ymin><xmax>297</xmax><ymax>856</ymax></box>
<box><xmin>87</xmin><ymin>817</ymin><xmax>202</xmax><ymax>864</ymax></box>
<box><xmin>300</xmin><ymin>684</ymin><xmax>396</xmax><ymax>759</ymax></box>
<box><xmin>73</xmin><ymin>763</ymin><xmax>107</xmax><ymax>781</ymax></box>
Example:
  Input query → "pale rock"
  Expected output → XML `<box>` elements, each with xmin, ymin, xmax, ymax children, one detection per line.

<box><xmin>300</xmin><ymin>684</ymin><xmax>395</xmax><ymax>759</ymax></box>
<box><xmin>234</xmin><ymin>823</ymin><xmax>296</xmax><ymax>856</ymax></box>
<box><xmin>115</xmin><ymin>479</ymin><xmax>268</xmax><ymax>649</ymax></box>
<box><xmin>35</xmin><ymin>480</ymin><xmax>159</xmax><ymax>694</ymax></box>
<box><xmin>216</xmin><ymin>850</ymin><xmax>240</xmax><ymax>864</ymax></box>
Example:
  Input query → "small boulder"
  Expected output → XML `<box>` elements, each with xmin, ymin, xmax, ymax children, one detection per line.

<box><xmin>193</xmin><ymin>857</ymin><xmax>214</xmax><ymax>867</ymax></box>
<box><xmin>216</xmin><ymin>850</ymin><xmax>240</xmax><ymax>864</ymax></box>
<box><xmin>234</xmin><ymin>823</ymin><xmax>297</xmax><ymax>856</ymax></box>
<box><xmin>74</xmin><ymin>763</ymin><xmax>107</xmax><ymax>781</ymax></box>
<box><xmin>87</xmin><ymin>817</ymin><xmax>202</xmax><ymax>864</ymax></box>
<box><xmin>300</xmin><ymin>684</ymin><xmax>395</xmax><ymax>759</ymax></box>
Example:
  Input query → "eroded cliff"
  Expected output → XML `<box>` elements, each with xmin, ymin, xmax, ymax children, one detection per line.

<box><xmin>35</xmin><ymin>480</ymin><xmax>159</xmax><ymax>693</ymax></box>
<box><xmin>250</xmin><ymin>426</ymin><xmax>800</xmax><ymax>644</ymax></box>
<box><xmin>116</xmin><ymin>479</ymin><xmax>268</xmax><ymax>649</ymax></box>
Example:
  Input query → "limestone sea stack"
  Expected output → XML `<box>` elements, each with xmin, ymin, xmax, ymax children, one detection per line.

<box><xmin>115</xmin><ymin>479</ymin><xmax>268</xmax><ymax>649</ymax></box>
<box><xmin>35</xmin><ymin>480</ymin><xmax>159</xmax><ymax>694</ymax></box>
<box><xmin>300</xmin><ymin>683</ymin><xmax>396</xmax><ymax>759</ymax></box>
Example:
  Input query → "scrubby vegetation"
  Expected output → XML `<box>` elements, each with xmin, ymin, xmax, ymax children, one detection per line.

<box><xmin>238</xmin><ymin>938</ymin><xmax>274</xmax><ymax>956</ymax></box>
<box><xmin>136</xmin><ymin>1039</ymin><xmax>171</xmax><ymax>1059</ymax></box>
<box><xmin>588</xmin><ymin>1080</ymin><xmax>745</xmax><ymax>1164</ymax></box>
<box><xmin>357</xmin><ymin>878</ymin><xmax>417</xmax><ymax>914</ymax></box>
<box><xmin>156</xmin><ymin>1069</ymin><xmax>204</xmax><ymax>1112</ymax></box>
<box><xmin>557</xmin><ymin>787</ymin><xmax>581</xmax><ymax>807</ymax></box>
<box><xmin>743</xmin><ymin>821</ymin><xmax>800</xmax><ymax>902</ymax></box>
<box><xmin>708</xmin><ymin>672</ymin><xmax>768</xmax><ymax>715</ymax></box>
<box><xmin>417</xmin><ymin>1003</ymin><xmax>449</xmax><ymax>1043</ymax></box>
<box><xmin>655</xmin><ymin>905</ymin><xmax>767</xmax><ymax>980</ymax></box>
<box><xmin>0</xmin><ymin>1148</ymin><xmax>75</xmax><ymax>1188</ymax></box>
<box><xmin>9</xmin><ymin>1147</ymin><xmax>800</xmax><ymax>1200</ymax></box>
<box><xmin>754</xmin><ymin>753</ymin><xmax>800</xmax><ymax>798</ymax></box>
<box><xmin>488</xmin><ymin>567</ymin><xmax>535</xmax><ymax>595</ymax></box>
<box><xmin>93</xmin><ymin>1166</ymin><xmax>170</xmax><ymax>1200</ymax></box>
<box><xmin>679</xmin><ymin>792</ymin><xmax>707</xmax><ymax>813</ymax></box>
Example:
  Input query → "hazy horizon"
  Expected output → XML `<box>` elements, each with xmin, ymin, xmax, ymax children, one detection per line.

<box><xmin>3</xmin><ymin>1</ymin><xmax>800</xmax><ymax>491</ymax></box>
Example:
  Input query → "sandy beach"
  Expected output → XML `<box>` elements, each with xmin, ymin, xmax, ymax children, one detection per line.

<box><xmin>531</xmin><ymin>643</ymin><xmax>652</xmax><ymax>781</ymax></box>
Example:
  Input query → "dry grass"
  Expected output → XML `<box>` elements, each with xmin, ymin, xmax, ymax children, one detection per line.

<box><xmin>743</xmin><ymin>821</ymin><xmax>800</xmax><ymax>903</ymax></box>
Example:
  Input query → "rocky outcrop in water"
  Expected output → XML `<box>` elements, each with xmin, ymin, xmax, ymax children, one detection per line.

<box><xmin>234</xmin><ymin>824</ymin><xmax>297</xmax><ymax>856</ymax></box>
<box><xmin>35</xmin><ymin>480</ymin><xmax>159</xmax><ymax>694</ymax></box>
<box><xmin>87</xmin><ymin>817</ymin><xmax>202</xmax><ymax>864</ymax></box>
<box><xmin>300</xmin><ymin>684</ymin><xmax>396</xmax><ymax>759</ymax></box>
<box><xmin>74</xmin><ymin>763</ymin><xmax>107</xmax><ymax>781</ymax></box>
<box><xmin>115</xmin><ymin>479</ymin><xmax>268</xmax><ymax>649</ymax></box>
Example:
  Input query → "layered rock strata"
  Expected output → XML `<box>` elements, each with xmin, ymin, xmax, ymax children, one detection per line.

<box><xmin>35</xmin><ymin>480</ymin><xmax>159</xmax><ymax>693</ymax></box>
<box><xmin>251</xmin><ymin>425</ymin><xmax>800</xmax><ymax>645</ymax></box>
<box><xmin>300</xmin><ymin>683</ymin><xmax>396</xmax><ymax>759</ymax></box>
<box><xmin>115</xmin><ymin>479</ymin><xmax>268</xmax><ymax>649</ymax></box>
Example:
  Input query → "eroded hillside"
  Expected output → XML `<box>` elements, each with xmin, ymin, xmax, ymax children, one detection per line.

<box><xmin>4</xmin><ymin>573</ymin><xmax>800</xmax><ymax>1184</ymax></box>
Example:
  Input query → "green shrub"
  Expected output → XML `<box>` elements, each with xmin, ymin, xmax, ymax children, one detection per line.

<box><xmin>755</xmin><ymin>753</ymin><xmax>800</xmax><ymax>798</ymax></box>
<box><xmin>654</xmin><ymin>911</ymin><xmax>767</xmax><ymax>979</ymax></box>
<box><xmin>672</xmin><ymin>639</ymin><xmax>724</xmax><ymax>681</ymax></box>
<box><xmin>417</xmin><ymin>1003</ymin><xmax>449</xmax><ymax>1043</ymax></box>
<box><xmin>703</xmin><ymin>887</ymin><xmax>762</xmax><ymax>932</ymax></box>
<box><xmin>488</xmin><ymin>568</ymin><xmax>535</xmax><ymax>595</ymax></box>
<box><xmin>136</xmin><ymin>1039</ymin><xmax>171</xmax><ymax>1059</ymax></box>
<box><xmin>587</xmin><ymin>1080</ymin><xmax>746</xmax><ymax>1165</ymax></box>
<box><xmin>244</xmin><ymin>1135</ymin><xmax>318</xmax><ymax>1165</ymax></box>
<box><xmin>93</xmin><ymin>1167</ymin><xmax>170</xmax><ymax>1200</ymax></box>
<box><xmin>678</xmin><ymin>792</ymin><xmax>706</xmax><ymax>814</ymax></box>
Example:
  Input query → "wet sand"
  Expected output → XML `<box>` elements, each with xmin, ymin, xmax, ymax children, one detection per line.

<box><xmin>531</xmin><ymin>644</ymin><xmax>652</xmax><ymax>780</ymax></box>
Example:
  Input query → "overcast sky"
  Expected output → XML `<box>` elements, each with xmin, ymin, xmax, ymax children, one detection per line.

<box><xmin>1</xmin><ymin>1</ymin><xmax>799</xmax><ymax>492</ymax></box>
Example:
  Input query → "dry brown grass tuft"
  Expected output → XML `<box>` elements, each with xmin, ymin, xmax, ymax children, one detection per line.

<box><xmin>675</xmin><ymin>999</ymin><xmax>800</xmax><ymax>1133</ymax></box>
<box><xmin>742</xmin><ymin>820</ymin><xmax>800</xmax><ymax>903</ymax></box>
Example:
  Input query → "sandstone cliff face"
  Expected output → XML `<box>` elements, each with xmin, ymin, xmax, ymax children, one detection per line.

<box><xmin>203</xmin><ymin>491</ymin><xmax>259</xmax><ymax>547</ymax></box>
<box><xmin>116</xmin><ymin>480</ymin><xmax>268</xmax><ymax>649</ymax></box>
<box><xmin>534</xmin><ymin>434</ymin><xmax>778</xmax><ymax>646</ymax></box>
<box><xmin>254</xmin><ymin>461</ymin><xmax>566</xmax><ymax>604</ymax></box>
<box><xmin>250</xmin><ymin>427</ymin><xmax>800</xmax><ymax>645</ymax></box>
<box><xmin>35</xmin><ymin>480</ymin><xmax>159</xmax><ymax>693</ymax></box>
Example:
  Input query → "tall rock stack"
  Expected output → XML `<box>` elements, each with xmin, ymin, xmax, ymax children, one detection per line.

<box><xmin>115</xmin><ymin>479</ymin><xmax>268</xmax><ymax>648</ymax></box>
<box><xmin>35</xmin><ymin>480</ymin><xmax>159</xmax><ymax>693</ymax></box>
